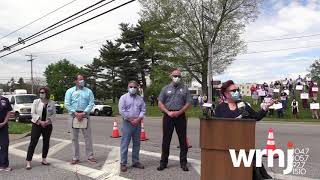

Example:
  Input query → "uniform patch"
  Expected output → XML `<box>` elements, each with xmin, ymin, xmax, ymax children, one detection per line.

<box><xmin>1</xmin><ymin>100</ymin><xmax>6</xmax><ymax>107</ymax></box>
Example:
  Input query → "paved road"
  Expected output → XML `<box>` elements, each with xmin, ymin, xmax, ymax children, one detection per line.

<box><xmin>1</xmin><ymin>114</ymin><xmax>320</xmax><ymax>180</ymax></box>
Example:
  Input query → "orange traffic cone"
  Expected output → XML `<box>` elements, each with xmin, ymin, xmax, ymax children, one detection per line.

<box><xmin>177</xmin><ymin>137</ymin><xmax>192</xmax><ymax>148</ymax></box>
<box><xmin>140</xmin><ymin>119</ymin><xmax>148</xmax><ymax>141</ymax></box>
<box><xmin>263</xmin><ymin>128</ymin><xmax>278</xmax><ymax>158</ymax></box>
<box><xmin>110</xmin><ymin>118</ymin><xmax>121</xmax><ymax>138</ymax></box>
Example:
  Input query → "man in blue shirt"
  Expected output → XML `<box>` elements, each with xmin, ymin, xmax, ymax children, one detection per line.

<box><xmin>65</xmin><ymin>74</ymin><xmax>96</xmax><ymax>165</ymax></box>
<box><xmin>118</xmin><ymin>81</ymin><xmax>146</xmax><ymax>172</ymax></box>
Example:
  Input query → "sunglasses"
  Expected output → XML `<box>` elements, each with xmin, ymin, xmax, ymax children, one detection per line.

<box><xmin>172</xmin><ymin>75</ymin><xmax>181</xmax><ymax>78</ymax></box>
<box><xmin>228</xmin><ymin>88</ymin><xmax>239</xmax><ymax>93</ymax></box>
<box><xmin>39</xmin><ymin>92</ymin><xmax>46</xmax><ymax>94</ymax></box>
<box><xmin>129</xmin><ymin>86</ymin><xmax>137</xmax><ymax>89</ymax></box>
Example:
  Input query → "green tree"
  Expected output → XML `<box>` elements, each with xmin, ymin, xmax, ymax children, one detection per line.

<box><xmin>308</xmin><ymin>59</ymin><xmax>320</xmax><ymax>82</ymax></box>
<box><xmin>140</xmin><ymin>0</ymin><xmax>260</xmax><ymax>95</ymax></box>
<box><xmin>145</xmin><ymin>64</ymin><xmax>173</xmax><ymax>98</ymax></box>
<box><xmin>83</xmin><ymin>58</ymin><xmax>103</xmax><ymax>98</ymax></box>
<box><xmin>118</xmin><ymin>22</ymin><xmax>152</xmax><ymax>90</ymax></box>
<box><xmin>99</xmin><ymin>41</ymin><xmax>125</xmax><ymax>103</ymax></box>
<box><xmin>44</xmin><ymin>59</ymin><xmax>82</xmax><ymax>101</ymax></box>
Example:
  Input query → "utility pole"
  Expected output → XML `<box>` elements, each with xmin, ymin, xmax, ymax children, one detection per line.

<box><xmin>207</xmin><ymin>40</ymin><xmax>213</xmax><ymax>104</ymax></box>
<box><xmin>26</xmin><ymin>54</ymin><xmax>36</xmax><ymax>94</ymax></box>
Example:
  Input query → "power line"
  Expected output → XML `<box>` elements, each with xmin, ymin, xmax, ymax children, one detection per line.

<box><xmin>0</xmin><ymin>0</ymin><xmax>79</xmax><ymax>42</ymax></box>
<box><xmin>0</xmin><ymin>0</ymin><xmax>136</xmax><ymax>59</ymax></box>
<box><xmin>246</xmin><ymin>33</ymin><xmax>320</xmax><ymax>43</ymax></box>
<box><xmin>242</xmin><ymin>43</ymin><xmax>320</xmax><ymax>55</ymax></box>
<box><xmin>33</xmin><ymin>33</ymin><xmax>119</xmax><ymax>55</ymax></box>
<box><xmin>0</xmin><ymin>0</ymin><xmax>116</xmax><ymax>53</ymax></box>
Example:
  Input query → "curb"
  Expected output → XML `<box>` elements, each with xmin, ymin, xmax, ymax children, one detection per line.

<box><xmin>9</xmin><ymin>131</ymin><xmax>31</xmax><ymax>141</ymax></box>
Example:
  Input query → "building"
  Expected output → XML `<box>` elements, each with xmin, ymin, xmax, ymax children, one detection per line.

<box><xmin>239</xmin><ymin>83</ymin><xmax>256</xmax><ymax>97</ymax></box>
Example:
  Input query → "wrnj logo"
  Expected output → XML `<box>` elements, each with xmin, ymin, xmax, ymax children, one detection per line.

<box><xmin>229</xmin><ymin>141</ymin><xmax>294</xmax><ymax>175</ymax></box>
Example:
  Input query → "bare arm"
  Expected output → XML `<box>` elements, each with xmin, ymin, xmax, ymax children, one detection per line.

<box><xmin>177</xmin><ymin>103</ymin><xmax>191</xmax><ymax>116</ymax></box>
<box><xmin>158</xmin><ymin>101</ymin><xmax>170</xmax><ymax>114</ymax></box>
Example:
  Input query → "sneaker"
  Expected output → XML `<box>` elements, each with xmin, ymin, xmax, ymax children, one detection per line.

<box><xmin>120</xmin><ymin>165</ymin><xmax>128</xmax><ymax>172</ymax></box>
<box><xmin>132</xmin><ymin>162</ymin><xmax>144</xmax><ymax>169</ymax></box>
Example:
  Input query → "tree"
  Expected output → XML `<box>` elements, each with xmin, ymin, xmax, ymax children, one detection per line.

<box><xmin>118</xmin><ymin>22</ymin><xmax>152</xmax><ymax>91</ymax></box>
<box><xmin>145</xmin><ymin>64</ymin><xmax>173</xmax><ymax>98</ymax></box>
<box><xmin>99</xmin><ymin>41</ymin><xmax>125</xmax><ymax>103</ymax></box>
<box><xmin>44</xmin><ymin>59</ymin><xmax>83</xmax><ymax>101</ymax></box>
<box><xmin>139</xmin><ymin>0</ymin><xmax>260</xmax><ymax>95</ymax></box>
<box><xmin>308</xmin><ymin>59</ymin><xmax>320</xmax><ymax>82</ymax></box>
<box><xmin>83</xmin><ymin>58</ymin><xmax>103</xmax><ymax>98</ymax></box>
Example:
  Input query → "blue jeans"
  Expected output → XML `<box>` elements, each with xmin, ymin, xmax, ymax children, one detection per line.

<box><xmin>120</xmin><ymin>119</ymin><xmax>141</xmax><ymax>165</ymax></box>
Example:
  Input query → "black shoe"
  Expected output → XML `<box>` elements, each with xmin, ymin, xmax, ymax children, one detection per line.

<box><xmin>157</xmin><ymin>164</ymin><xmax>167</xmax><ymax>171</ymax></box>
<box><xmin>181</xmin><ymin>165</ymin><xmax>189</xmax><ymax>171</ymax></box>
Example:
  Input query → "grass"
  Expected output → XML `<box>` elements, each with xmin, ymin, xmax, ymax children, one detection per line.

<box><xmin>105</xmin><ymin>94</ymin><xmax>320</xmax><ymax>123</ymax></box>
<box><xmin>109</xmin><ymin>102</ymin><xmax>203</xmax><ymax>117</ymax></box>
<box><xmin>8</xmin><ymin>121</ymin><xmax>32</xmax><ymax>134</ymax></box>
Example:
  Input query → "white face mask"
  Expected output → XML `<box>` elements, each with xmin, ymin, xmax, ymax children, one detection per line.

<box><xmin>172</xmin><ymin>77</ymin><xmax>181</xmax><ymax>84</ymax></box>
<box><xmin>79</xmin><ymin>80</ymin><xmax>85</xmax><ymax>87</ymax></box>
<box><xmin>39</xmin><ymin>93</ymin><xmax>46</xmax><ymax>99</ymax></box>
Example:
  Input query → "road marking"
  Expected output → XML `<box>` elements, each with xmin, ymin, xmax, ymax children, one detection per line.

<box><xmin>10</xmin><ymin>137</ymin><xmax>317</xmax><ymax>180</ymax></box>
<box><xmin>102</xmin><ymin>146</ymin><xmax>120</xmax><ymax>179</ymax></box>
<box><xmin>268</xmin><ymin>172</ymin><xmax>318</xmax><ymax>180</ymax></box>
<box><xmin>47</xmin><ymin>141</ymin><xmax>71</xmax><ymax>157</ymax></box>
<box><xmin>10</xmin><ymin>140</ymin><xmax>30</xmax><ymax>148</ymax></box>
<box><xmin>9</xmin><ymin>146</ymin><xmax>107</xmax><ymax>179</ymax></box>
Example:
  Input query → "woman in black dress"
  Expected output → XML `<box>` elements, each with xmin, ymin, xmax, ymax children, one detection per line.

<box><xmin>215</xmin><ymin>80</ymin><xmax>274</xmax><ymax>180</ymax></box>
<box><xmin>291</xmin><ymin>98</ymin><xmax>299</xmax><ymax>119</ymax></box>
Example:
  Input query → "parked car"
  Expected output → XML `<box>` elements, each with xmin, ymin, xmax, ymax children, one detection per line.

<box><xmin>90</xmin><ymin>100</ymin><xmax>113</xmax><ymax>116</ymax></box>
<box><xmin>55</xmin><ymin>101</ymin><xmax>64</xmax><ymax>114</ymax></box>
<box><xmin>4</xmin><ymin>92</ymin><xmax>37</xmax><ymax>122</ymax></box>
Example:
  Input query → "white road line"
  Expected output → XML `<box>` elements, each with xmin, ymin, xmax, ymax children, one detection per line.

<box><xmin>9</xmin><ymin>147</ymin><xmax>106</xmax><ymax>179</ymax></box>
<box><xmin>10</xmin><ymin>140</ymin><xmax>30</xmax><ymax>148</ymax></box>
<box><xmin>102</xmin><ymin>147</ymin><xmax>120</xmax><ymax>178</ymax></box>
<box><xmin>268</xmin><ymin>172</ymin><xmax>318</xmax><ymax>180</ymax></box>
<box><xmin>11</xmin><ymin>138</ymin><xmax>317</xmax><ymax>180</ymax></box>
<box><xmin>47</xmin><ymin>141</ymin><xmax>71</xmax><ymax>157</ymax></box>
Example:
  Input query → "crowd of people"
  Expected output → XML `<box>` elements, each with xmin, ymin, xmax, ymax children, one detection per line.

<box><xmin>250</xmin><ymin>75</ymin><xmax>319</xmax><ymax>119</ymax></box>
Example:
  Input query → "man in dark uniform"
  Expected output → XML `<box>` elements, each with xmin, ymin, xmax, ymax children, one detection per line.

<box><xmin>157</xmin><ymin>69</ymin><xmax>192</xmax><ymax>172</ymax></box>
<box><xmin>0</xmin><ymin>95</ymin><xmax>12</xmax><ymax>171</ymax></box>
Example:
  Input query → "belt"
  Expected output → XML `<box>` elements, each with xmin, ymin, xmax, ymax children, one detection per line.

<box><xmin>76</xmin><ymin>111</ymin><xmax>84</xmax><ymax>113</ymax></box>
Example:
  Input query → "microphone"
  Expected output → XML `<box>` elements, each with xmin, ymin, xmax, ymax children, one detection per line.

<box><xmin>236</xmin><ymin>101</ymin><xmax>249</xmax><ymax>119</ymax></box>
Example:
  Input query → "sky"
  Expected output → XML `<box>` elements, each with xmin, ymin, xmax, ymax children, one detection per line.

<box><xmin>0</xmin><ymin>0</ymin><xmax>320</xmax><ymax>85</ymax></box>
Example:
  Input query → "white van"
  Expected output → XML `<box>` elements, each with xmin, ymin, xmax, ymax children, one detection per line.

<box><xmin>4</xmin><ymin>92</ymin><xmax>37</xmax><ymax>122</ymax></box>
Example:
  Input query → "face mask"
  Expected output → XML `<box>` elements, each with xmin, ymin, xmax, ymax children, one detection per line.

<box><xmin>79</xmin><ymin>80</ymin><xmax>85</xmax><ymax>87</ymax></box>
<box><xmin>230</xmin><ymin>90</ymin><xmax>241</xmax><ymax>102</ymax></box>
<box><xmin>173</xmin><ymin>77</ymin><xmax>181</xmax><ymax>84</ymax></box>
<box><xmin>39</xmin><ymin>93</ymin><xmax>46</xmax><ymax>99</ymax></box>
<box><xmin>128</xmin><ymin>87</ymin><xmax>137</xmax><ymax>95</ymax></box>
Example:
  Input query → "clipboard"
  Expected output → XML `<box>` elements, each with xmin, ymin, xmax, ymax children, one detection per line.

<box><xmin>72</xmin><ymin>117</ymin><xmax>88</xmax><ymax>129</ymax></box>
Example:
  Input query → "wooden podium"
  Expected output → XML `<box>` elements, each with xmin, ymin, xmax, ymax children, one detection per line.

<box><xmin>200</xmin><ymin>118</ymin><xmax>256</xmax><ymax>180</ymax></box>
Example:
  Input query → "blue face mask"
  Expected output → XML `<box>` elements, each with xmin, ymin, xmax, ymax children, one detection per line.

<box><xmin>128</xmin><ymin>87</ymin><xmax>137</xmax><ymax>95</ymax></box>
<box><xmin>79</xmin><ymin>80</ymin><xmax>85</xmax><ymax>87</ymax></box>
<box><xmin>231</xmin><ymin>90</ymin><xmax>241</xmax><ymax>102</ymax></box>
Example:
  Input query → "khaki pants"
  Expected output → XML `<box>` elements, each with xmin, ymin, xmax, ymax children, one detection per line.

<box><xmin>69</xmin><ymin>115</ymin><xmax>94</xmax><ymax>160</ymax></box>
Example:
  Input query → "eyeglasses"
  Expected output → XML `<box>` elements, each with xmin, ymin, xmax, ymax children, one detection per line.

<box><xmin>172</xmin><ymin>75</ymin><xmax>181</xmax><ymax>78</ymax></box>
<box><xmin>228</xmin><ymin>88</ymin><xmax>239</xmax><ymax>92</ymax></box>
<box><xmin>39</xmin><ymin>92</ymin><xmax>46</xmax><ymax>94</ymax></box>
<box><xmin>129</xmin><ymin>86</ymin><xmax>137</xmax><ymax>89</ymax></box>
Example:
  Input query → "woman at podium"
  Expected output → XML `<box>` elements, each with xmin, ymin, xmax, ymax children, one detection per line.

<box><xmin>215</xmin><ymin>80</ymin><xmax>274</xmax><ymax>180</ymax></box>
